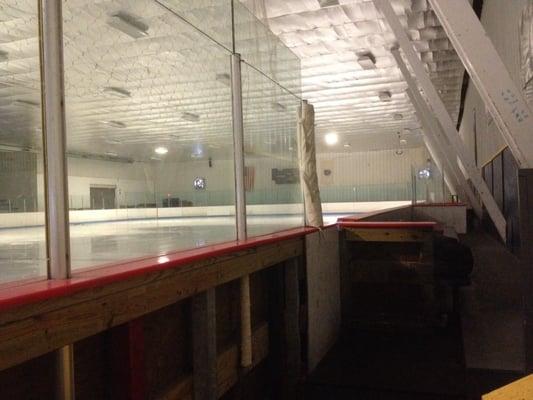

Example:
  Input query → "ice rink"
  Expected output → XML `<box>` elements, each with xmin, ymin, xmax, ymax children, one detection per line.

<box><xmin>0</xmin><ymin>213</ymin><xmax>348</xmax><ymax>284</ymax></box>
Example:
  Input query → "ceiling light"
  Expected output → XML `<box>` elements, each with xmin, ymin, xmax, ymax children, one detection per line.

<box><xmin>318</xmin><ymin>0</ymin><xmax>339</xmax><ymax>8</ymax></box>
<box><xmin>216</xmin><ymin>73</ymin><xmax>231</xmax><ymax>86</ymax></box>
<box><xmin>105</xmin><ymin>151</ymin><xmax>118</xmax><ymax>157</ymax></box>
<box><xmin>393</xmin><ymin>113</ymin><xmax>403</xmax><ymax>120</ymax></box>
<box><xmin>357</xmin><ymin>52</ymin><xmax>376</xmax><ymax>70</ymax></box>
<box><xmin>154</xmin><ymin>147</ymin><xmax>168</xmax><ymax>155</ymax></box>
<box><xmin>107</xmin><ymin>12</ymin><xmax>149</xmax><ymax>39</ymax></box>
<box><xmin>324</xmin><ymin>133</ymin><xmax>338</xmax><ymax>146</ymax></box>
<box><xmin>181</xmin><ymin>112</ymin><xmax>200</xmax><ymax>122</ymax></box>
<box><xmin>343</xmin><ymin>143</ymin><xmax>351</xmax><ymax>148</ymax></box>
<box><xmin>378</xmin><ymin>91</ymin><xmax>392</xmax><ymax>102</ymax></box>
<box><xmin>14</xmin><ymin>99</ymin><xmax>39</xmax><ymax>108</ymax></box>
<box><xmin>102</xmin><ymin>120</ymin><xmax>126</xmax><ymax>128</ymax></box>
<box><xmin>103</xmin><ymin>86</ymin><xmax>131</xmax><ymax>98</ymax></box>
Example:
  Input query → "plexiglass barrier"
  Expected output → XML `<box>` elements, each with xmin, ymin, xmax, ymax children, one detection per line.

<box><xmin>62</xmin><ymin>0</ymin><xmax>237</xmax><ymax>270</ymax></box>
<box><xmin>241</xmin><ymin>62</ymin><xmax>304</xmax><ymax>237</ymax></box>
<box><xmin>0</xmin><ymin>1</ymin><xmax>47</xmax><ymax>283</ymax></box>
<box><xmin>0</xmin><ymin>0</ymin><xmax>304</xmax><ymax>283</ymax></box>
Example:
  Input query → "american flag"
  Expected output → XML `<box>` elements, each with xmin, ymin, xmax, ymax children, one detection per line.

<box><xmin>244</xmin><ymin>166</ymin><xmax>255</xmax><ymax>192</ymax></box>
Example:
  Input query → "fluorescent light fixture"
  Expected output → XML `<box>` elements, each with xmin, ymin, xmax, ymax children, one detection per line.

<box><xmin>271</xmin><ymin>102</ymin><xmax>287</xmax><ymax>112</ymax></box>
<box><xmin>216</xmin><ymin>73</ymin><xmax>231</xmax><ymax>86</ymax></box>
<box><xmin>378</xmin><ymin>91</ymin><xmax>392</xmax><ymax>102</ymax></box>
<box><xmin>154</xmin><ymin>146</ymin><xmax>168</xmax><ymax>155</ymax></box>
<box><xmin>105</xmin><ymin>138</ymin><xmax>123</xmax><ymax>145</ymax></box>
<box><xmin>393</xmin><ymin>113</ymin><xmax>403</xmax><ymax>120</ymax></box>
<box><xmin>357</xmin><ymin>52</ymin><xmax>376</xmax><ymax>70</ymax></box>
<box><xmin>103</xmin><ymin>86</ymin><xmax>131</xmax><ymax>98</ymax></box>
<box><xmin>102</xmin><ymin>120</ymin><xmax>126</xmax><ymax>128</ymax></box>
<box><xmin>318</xmin><ymin>0</ymin><xmax>339</xmax><ymax>8</ymax></box>
<box><xmin>107</xmin><ymin>12</ymin><xmax>149</xmax><ymax>39</ymax></box>
<box><xmin>324</xmin><ymin>133</ymin><xmax>338</xmax><ymax>146</ymax></box>
<box><xmin>181</xmin><ymin>112</ymin><xmax>200</xmax><ymax>122</ymax></box>
<box><xmin>14</xmin><ymin>99</ymin><xmax>39</xmax><ymax>108</ymax></box>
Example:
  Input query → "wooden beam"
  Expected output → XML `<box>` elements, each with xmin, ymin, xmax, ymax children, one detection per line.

<box><xmin>482</xmin><ymin>374</ymin><xmax>533</xmax><ymax>399</ymax></box>
<box><xmin>192</xmin><ymin>289</ymin><xmax>217</xmax><ymax>400</ymax></box>
<box><xmin>0</xmin><ymin>239</ymin><xmax>302</xmax><ymax>371</ymax></box>
<box><xmin>282</xmin><ymin>258</ymin><xmax>301</xmax><ymax>399</ymax></box>
<box><xmin>344</xmin><ymin>228</ymin><xmax>432</xmax><ymax>243</ymax></box>
<box><xmin>156</xmin><ymin>322</ymin><xmax>269</xmax><ymax>400</ymax></box>
<box><xmin>109</xmin><ymin>318</ymin><xmax>146</xmax><ymax>400</ymax></box>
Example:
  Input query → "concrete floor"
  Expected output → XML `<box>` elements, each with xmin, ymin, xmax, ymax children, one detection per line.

<box><xmin>0</xmin><ymin>213</ymin><xmax>346</xmax><ymax>284</ymax></box>
<box><xmin>459</xmin><ymin>230</ymin><xmax>525</xmax><ymax>372</ymax></box>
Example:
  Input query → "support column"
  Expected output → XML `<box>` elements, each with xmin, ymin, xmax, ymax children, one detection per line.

<box><xmin>231</xmin><ymin>52</ymin><xmax>253</xmax><ymax>368</ymax></box>
<box><xmin>374</xmin><ymin>0</ymin><xmax>506</xmax><ymax>240</ymax></box>
<box><xmin>39</xmin><ymin>1</ymin><xmax>74</xmax><ymax>399</ymax></box>
<box><xmin>283</xmin><ymin>258</ymin><xmax>301</xmax><ymax>397</ymax></box>
<box><xmin>429</xmin><ymin>0</ymin><xmax>533</xmax><ymax>169</ymax></box>
<box><xmin>518</xmin><ymin>169</ymin><xmax>533</xmax><ymax>371</ymax></box>
<box><xmin>192</xmin><ymin>289</ymin><xmax>217</xmax><ymax>399</ymax></box>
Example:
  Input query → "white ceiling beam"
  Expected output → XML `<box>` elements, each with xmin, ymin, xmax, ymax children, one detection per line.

<box><xmin>406</xmin><ymin>85</ymin><xmax>473</xmax><ymax>209</ymax></box>
<box><xmin>374</xmin><ymin>0</ymin><xmax>506</xmax><ymax>240</ymax></box>
<box><xmin>428</xmin><ymin>0</ymin><xmax>533</xmax><ymax>168</ymax></box>
<box><xmin>393</xmin><ymin>48</ymin><xmax>471</xmax><ymax>205</ymax></box>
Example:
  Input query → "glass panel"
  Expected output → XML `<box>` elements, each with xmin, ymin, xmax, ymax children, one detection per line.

<box><xmin>413</xmin><ymin>158</ymin><xmax>446</xmax><ymax>203</ymax></box>
<box><xmin>0</xmin><ymin>2</ymin><xmax>46</xmax><ymax>284</ymax></box>
<box><xmin>233</xmin><ymin>0</ymin><xmax>301</xmax><ymax>97</ymax></box>
<box><xmin>62</xmin><ymin>0</ymin><xmax>235</xmax><ymax>270</ymax></box>
<box><xmin>241</xmin><ymin>63</ymin><xmax>304</xmax><ymax>237</ymax></box>
<box><xmin>157</xmin><ymin>0</ymin><xmax>233</xmax><ymax>51</ymax></box>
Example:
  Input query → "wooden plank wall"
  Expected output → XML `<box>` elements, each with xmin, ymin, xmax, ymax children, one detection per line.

<box><xmin>0</xmin><ymin>238</ymin><xmax>305</xmax><ymax>399</ymax></box>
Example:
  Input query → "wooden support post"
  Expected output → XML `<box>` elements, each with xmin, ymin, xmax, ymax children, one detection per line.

<box><xmin>240</xmin><ymin>275</ymin><xmax>253</xmax><ymax>368</ymax></box>
<box><xmin>282</xmin><ymin>257</ymin><xmax>301</xmax><ymax>399</ymax></box>
<box><xmin>519</xmin><ymin>169</ymin><xmax>533</xmax><ymax>372</ymax></box>
<box><xmin>109</xmin><ymin>318</ymin><xmax>146</xmax><ymax>400</ymax></box>
<box><xmin>192</xmin><ymin>288</ymin><xmax>217</xmax><ymax>400</ymax></box>
<box><xmin>338</xmin><ymin>228</ymin><xmax>352</xmax><ymax>327</ymax></box>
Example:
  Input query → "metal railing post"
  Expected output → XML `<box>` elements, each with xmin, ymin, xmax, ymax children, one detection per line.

<box><xmin>231</xmin><ymin>52</ymin><xmax>252</xmax><ymax>368</ymax></box>
<box><xmin>38</xmin><ymin>0</ymin><xmax>75</xmax><ymax>398</ymax></box>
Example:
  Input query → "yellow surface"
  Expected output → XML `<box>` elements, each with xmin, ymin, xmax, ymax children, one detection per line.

<box><xmin>482</xmin><ymin>374</ymin><xmax>533</xmax><ymax>399</ymax></box>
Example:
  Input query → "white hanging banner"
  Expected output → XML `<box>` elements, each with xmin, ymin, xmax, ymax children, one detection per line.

<box><xmin>297</xmin><ymin>100</ymin><xmax>323</xmax><ymax>227</ymax></box>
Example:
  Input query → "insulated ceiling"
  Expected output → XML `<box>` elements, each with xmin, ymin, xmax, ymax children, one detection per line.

<box><xmin>239</xmin><ymin>0</ymin><xmax>466</xmax><ymax>152</ymax></box>
<box><xmin>0</xmin><ymin>0</ymin><xmax>465</xmax><ymax>161</ymax></box>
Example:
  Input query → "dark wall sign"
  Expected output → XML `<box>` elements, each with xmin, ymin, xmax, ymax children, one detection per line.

<box><xmin>272</xmin><ymin>168</ymin><xmax>299</xmax><ymax>184</ymax></box>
